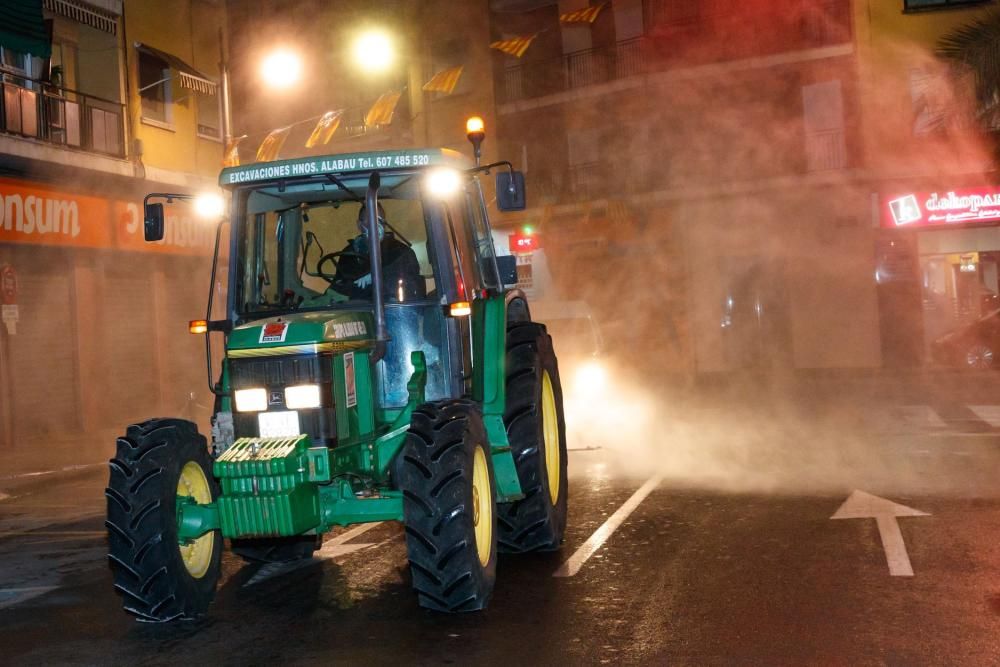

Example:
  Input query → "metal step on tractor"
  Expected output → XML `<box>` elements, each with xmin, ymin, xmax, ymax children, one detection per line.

<box><xmin>105</xmin><ymin>119</ymin><xmax>568</xmax><ymax>621</ymax></box>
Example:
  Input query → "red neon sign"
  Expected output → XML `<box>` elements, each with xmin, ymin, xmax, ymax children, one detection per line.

<box><xmin>509</xmin><ymin>232</ymin><xmax>538</xmax><ymax>253</ymax></box>
<box><xmin>882</xmin><ymin>188</ymin><xmax>1000</xmax><ymax>229</ymax></box>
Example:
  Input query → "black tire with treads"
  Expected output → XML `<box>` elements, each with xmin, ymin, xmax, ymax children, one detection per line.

<box><xmin>395</xmin><ymin>399</ymin><xmax>497</xmax><ymax>612</ymax></box>
<box><xmin>105</xmin><ymin>418</ymin><xmax>222</xmax><ymax>622</ymax></box>
<box><xmin>231</xmin><ymin>535</ymin><xmax>321</xmax><ymax>563</ymax></box>
<box><xmin>498</xmin><ymin>321</ymin><xmax>568</xmax><ymax>553</ymax></box>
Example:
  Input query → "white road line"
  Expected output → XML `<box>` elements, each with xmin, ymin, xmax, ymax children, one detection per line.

<box><xmin>0</xmin><ymin>462</ymin><xmax>103</xmax><ymax>483</ymax></box>
<box><xmin>896</xmin><ymin>406</ymin><xmax>947</xmax><ymax>429</ymax></box>
<box><xmin>553</xmin><ymin>475</ymin><xmax>662</xmax><ymax>578</ymax></box>
<box><xmin>0</xmin><ymin>586</ymin><xmax>59</xmax><ymax>610</ymax></box>
<box><xmin>322</xmin><ymin>522</ymin><xmax>383</xmax><ymax>549</ymax></box>
<box><xmin>968</xmin><ymin>405</ymin><xmax>1000</xmax><ymax>428</ymax></box>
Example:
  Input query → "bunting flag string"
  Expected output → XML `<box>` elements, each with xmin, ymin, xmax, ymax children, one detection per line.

<box><xmin>422</xmin><ymin>65</ymin><xmax>464</xmax><ymax>95</ymax></box>
<box><xmin>305</xmin><ymin>110</ymin><xmax>343</xmax><ymax>148</ymax></box>
<box><xmin>256</xmin><ymin>126</ymin><xmax>292</xmax><ymax>162</ymax></box>
<box><xmin>365</xmin><ymin>90</ymin><xmax>402</xmax><ymax>128</ymax></box>
<box><xmin>222</xmin><ymin>134</ymin><xmax>247</xmax><ymax>168</ymax></box>
<box><xmin>490</xmin><ymin>33</ymin><xmax>539</xmax><ymax>58</ymax></box>
<box><xmin>559</xmin><ymin>2</ymin><xmax>608</xmax><ymax>24</ymax></box>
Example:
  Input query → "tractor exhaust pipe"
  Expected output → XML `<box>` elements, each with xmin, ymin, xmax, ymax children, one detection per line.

<box><xmin>366</xmin><ymin>171</ymin><xmax>389</xmax><ymax>362</ymax></box>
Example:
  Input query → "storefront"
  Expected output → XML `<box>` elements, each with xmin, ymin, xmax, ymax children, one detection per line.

<box><xmin>878</xmin><ymin>186</ymin><xmax>1000</xmax><ymax>367</ymax></box>
<box><xmin>0</xmin><ymin>174</ymin><xmax>217</xmax><ymax>447</ymax></box>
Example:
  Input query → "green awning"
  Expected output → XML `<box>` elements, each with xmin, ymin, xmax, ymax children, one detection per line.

<box><xmin>0</xmin><ymin>0</ymin><xmax>51</xmax><ymax>60</ymax></box>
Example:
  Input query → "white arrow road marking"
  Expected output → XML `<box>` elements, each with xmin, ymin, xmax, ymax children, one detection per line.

<box><xmin>554</xmin><ymin>475</ymin><xmax>662</xmax><ymax>578</ymax></box>
<box><xmin>831</xmin><ymin>490</ymin><xmax>930</xmax><ymax>577</ymax></box>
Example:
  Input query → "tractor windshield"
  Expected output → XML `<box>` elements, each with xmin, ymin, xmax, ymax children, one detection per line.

<box><xmin>236</xmin><ymin>173</ymin><xmax>435</xmax><ymax>319</ymax></box>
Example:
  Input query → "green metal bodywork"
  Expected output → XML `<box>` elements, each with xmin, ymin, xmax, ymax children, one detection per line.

<box><xmin>177</xmin><ymin>294</ymin><xmax>522</xmax><ymax>542</ymax></box>
<box><xmin>176</xmin><ymin>149</ymin><xmax>524</xmax><ymax>544</ymax></box>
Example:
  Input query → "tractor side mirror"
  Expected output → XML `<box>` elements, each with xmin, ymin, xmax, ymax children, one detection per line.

<box><xmin>496</xmin><ymin>254</ymin><xmax>518</xmax><ymax>287</ymax></box>
<box><xmin>496</xmin><ymin>171</ymin><xmax>526</xmax><ymax>212</ymax></box>
<box><xmin>144</xmin><ymin>203</ymin><xmax>165</xmax><ymax>242</ymax></box>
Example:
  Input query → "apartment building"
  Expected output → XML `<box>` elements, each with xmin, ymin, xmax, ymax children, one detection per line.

<box><xmin>488</xmin><ymin>0</ymin><xmax>1000</xmax><ymax>374</ymax></box>
<box><xmin>0</xmin><ymin>0</ymin><xmax>227</xmax><ymax>448</ymax></box>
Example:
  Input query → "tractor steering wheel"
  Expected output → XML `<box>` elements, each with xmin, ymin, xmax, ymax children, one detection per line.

<box><xmin>317</xmin><ymin>250</ymin><xmax>370</xmax><ymax>295</ymax></box>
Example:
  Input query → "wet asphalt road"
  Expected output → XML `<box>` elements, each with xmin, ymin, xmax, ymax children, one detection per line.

<box><xmin>4</xmin><ymin>389</ymin><xmax>1000</xmax><ymax>665</ymax></box>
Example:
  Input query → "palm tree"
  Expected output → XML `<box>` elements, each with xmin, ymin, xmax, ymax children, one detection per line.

<box><xmin>937</xmin><ymin>8</ymin><xmax>1000</xmax><ymax>132</ymax></box>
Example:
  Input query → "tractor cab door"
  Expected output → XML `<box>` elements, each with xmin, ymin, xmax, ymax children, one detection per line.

<box><xmin>414</xmin><ymin>177</ymin><xmax>501</xmax><ymax>399</ymax></box>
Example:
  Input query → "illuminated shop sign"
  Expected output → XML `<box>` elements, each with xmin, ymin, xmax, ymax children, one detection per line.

<box><xmin>883</xmin><ymin>188</ymin><xmax>1000</xmax><ymax>228</ymax></box>
<box><xmin>509</xmin><ymin>232</ymin><xmax>538</xmax><ymax>253</ymax></box>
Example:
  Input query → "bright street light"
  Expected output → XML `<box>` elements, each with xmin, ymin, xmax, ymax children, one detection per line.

<box><xmin>193</xmin><ymin>193</ymin><xmax>225</xmax><ymax>219</ymax></box>
<box><xmin>352</xmin><ymin>29</ymin><xmax>395</xmax><ymax>73</ymax></box>
<box><xmin>260</xmin><ymin>49</ymin><xmax>302</xmax><ymax>89</ymax></box>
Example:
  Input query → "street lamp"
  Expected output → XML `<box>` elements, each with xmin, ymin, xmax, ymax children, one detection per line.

<box><xmin>219</xmin><ymin>45</ymin><xmax>304</xmax><ymax>146</ymax></box>
<box><xmin>352</xmin><ymin>29</ymin><xmax>395</xmax><ymax>74</ymax></box>
<box><xmin>260</xmin><ymin>49</ymin><xmax>303</xmax><ymax>89</ymax></box>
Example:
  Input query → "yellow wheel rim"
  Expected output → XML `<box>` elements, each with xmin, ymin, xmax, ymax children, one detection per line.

<box><xmin>541</xmin><ymin>370</ymin><xmax>560</xmax><ymax>505</ymax></box>
<box><xmin>472</xmin><ymin>445</ymin><xmax>493</xmax><ymax>567</ymax></box>
<box><xmin>176</xmin><ymin>461</ymin><xmax>215</xmax><ymax>579</ymax></box>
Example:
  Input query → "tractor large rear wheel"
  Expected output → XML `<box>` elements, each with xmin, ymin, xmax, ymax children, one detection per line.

<box><xmin>105</xmin><ymin>418</ymin><xmax>222</xmax><ymax>622</ymax></box>
<box><xmin>396</xmin><ymin>400</ymin><xmax>498</xmax><ymax>612</ymax></box>
<box><xmin>499</xmin><ymin>322</ymin><xmax>568</xmax><ymax>553</ymax></box>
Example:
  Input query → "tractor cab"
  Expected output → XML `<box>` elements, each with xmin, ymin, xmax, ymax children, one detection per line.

<box><xmin>221</xmin><ymin>150</ymin><xmax>504</xmax><ymax>443</ymax></box>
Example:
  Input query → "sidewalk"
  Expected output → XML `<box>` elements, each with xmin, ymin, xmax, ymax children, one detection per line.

<box><xmin>0</xmin><ymin>429</ymin><xmax>120</xmax><ymax>489</ymax></box>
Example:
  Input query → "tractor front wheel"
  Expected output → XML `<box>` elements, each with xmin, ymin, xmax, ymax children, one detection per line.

<box><xmin>396</xmin><ymin>400</ymin><xmax>497</xmax><ymax>612</ymax></box>
<box><xmin>105</xmin><ymin>418</ymin><xmax>222</xmax><ymax>622</ymax></box>
<box><xmin>499</xmin><ymin>322</ymin><xmax>569</xmax><ymax>553</ymax></box>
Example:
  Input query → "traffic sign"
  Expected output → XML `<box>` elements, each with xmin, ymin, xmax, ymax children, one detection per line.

<box><xmin>0</xmin><ymin>265</ymin><xmax>16</xmax><ymax>305</ymax></box>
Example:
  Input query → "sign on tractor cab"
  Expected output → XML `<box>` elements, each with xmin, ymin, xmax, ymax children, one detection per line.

<box><xmin>110</xmin><ymin>128</ymin><xmax>563</xmax><ymax>622</ymax></box>
<box><xmin>220</xmin><ymin>149</ymin><xmax>465</xmax><ymax>186</ymax></box>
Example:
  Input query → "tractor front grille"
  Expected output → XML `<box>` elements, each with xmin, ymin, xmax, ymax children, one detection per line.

<box><xmin>228</xmin><ymin>353</ymin><xmax>337</xmax><ymax>446</ymax></box>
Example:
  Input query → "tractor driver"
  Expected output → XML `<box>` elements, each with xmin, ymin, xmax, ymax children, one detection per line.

<box><xmin>333</xmin><ymin>202</ymin><xmax>425</xmax><ymax>302</ymax></box>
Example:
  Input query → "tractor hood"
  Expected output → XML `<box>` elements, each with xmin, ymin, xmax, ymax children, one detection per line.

<box><xmin>227</xmin><ymin>311</ymin><xmax>375</xmax><ymax>358</ymax></box>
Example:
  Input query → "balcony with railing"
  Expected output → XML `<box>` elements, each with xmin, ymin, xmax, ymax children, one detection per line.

<box><xmin>499</xmin><ymin>0</ymin><xmax>852</xmax><ymax>105</ymax></box>
<box><xmin>0</xmin><ymin>70</ymin><xmax>126</xmax><ymax>158</ymax></box>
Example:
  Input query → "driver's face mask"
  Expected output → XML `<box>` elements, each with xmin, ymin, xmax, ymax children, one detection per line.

<box><xmin>354</xmin><ymin>216</ymin><xmax>386</xmax><ymax>252</ymax></box>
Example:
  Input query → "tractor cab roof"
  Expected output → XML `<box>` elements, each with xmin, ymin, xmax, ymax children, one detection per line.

<box><xmin>219</xmin><ymin>148</ymin><xmax>474</xmax><ymax>188</ymax></box>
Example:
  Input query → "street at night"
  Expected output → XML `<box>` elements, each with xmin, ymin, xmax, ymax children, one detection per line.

<box><xmin>5</xmin><ymin>373</ymin><xmax>1000</xmax><ymax>664</ymax></box>
<box><xmin>6</xmin><ymin>0</ymin><xmax>1000</xmax><ymax>664</ymax></box>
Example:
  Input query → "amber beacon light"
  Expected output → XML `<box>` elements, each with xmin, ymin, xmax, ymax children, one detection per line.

<box><xmin>189</xmin><ymin>319</ymin><xmax>208</xmax><ymax>334</ymax></box>
<box><xmin>466</xmin><ymin>116</ymin><xmax>485</xmax><ymax>166</ymax></box>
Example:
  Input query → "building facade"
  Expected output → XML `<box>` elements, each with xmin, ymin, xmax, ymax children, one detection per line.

<box><xmin>486</xmin><ymin>0</ymin><xmax>1000</xmax><ymax>376</ymax></box>
<box><xmin>0</xmin><ymin>0</ymin><xmax>227</xmax><ymax>450</ymax></box>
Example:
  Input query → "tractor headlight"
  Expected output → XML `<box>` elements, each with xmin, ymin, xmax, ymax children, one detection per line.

<box><xmin>285</xmin><ymin>384</ymin><xmax>321</xmax><ymax>410</ymax></box>
<box><xmin>426</xmin><ymin>168</ymin><xmax>461</xmax><ymax>198</ymax></box>
<box><xmin>234</xmin><ymin>388</ymin><xmax>268</xmax><ymax>412</ymax></box>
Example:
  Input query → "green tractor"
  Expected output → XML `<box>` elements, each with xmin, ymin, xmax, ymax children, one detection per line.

<box><xmin>105</xmin><ymin>126</ymin><xmax>568</xmax><ymax>621</ymax></box>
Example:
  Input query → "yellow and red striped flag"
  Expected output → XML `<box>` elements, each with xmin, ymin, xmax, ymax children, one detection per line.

<box><xmin>560</xmin><ymin>2</ymin><xmax>608</xmax><ymax>24</ymax></box>
<box><xmin>365</xmin><ymin>90</ymin><xmax>402</xmax><ymax>127</ymax></box>
<box><xmin>305</xmin><ymin>110</ymin><xmax>343</xmax><ymax>148</ymax></box>
<box><xmin>222</xmin><ymin>134</ymin><xmax>246</xmax><ymax>167</ymax></box>
<box><xmin>490</xmin><ymin>34</ymin><xmax>538</xmax><ymax>58</ymax></box>
<box><xmin>423</xmin><ymin>65</ymin><xmax>464</xmax><ymax>95</ymax></box>
<box><xmin>256</xmin><ymin>126</ymin><xmax>291</xmax><ymax>162</ymax></box>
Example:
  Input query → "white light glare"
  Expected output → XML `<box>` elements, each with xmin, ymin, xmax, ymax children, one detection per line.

<box><xmin>193</xmin><ymin>193</ymin><xmax>225</xmax><ymax>219</ymax></box>
<box><xmin>261</xmin><ymin>49</ymin><xmax>302</xmax><ymax>89</ymax></box>
<box><xmin>574</xmin><ymin>360</ymin><xmax>607</xmax><ymax>397</ymax></box>
<box><xmin>234</xmin><ymin>388</ymin><xmax>267</xmax><ymax>413</ymax></box>
<box><xmin>353</xmin><ymin>30</ymin><xmax>394</xmax><ymax>73</ymax></box>
<box><xmin>426</xmin><ymin>168</ymin><xmax>462</xmax><ymax>198</ymax></box>
<box><xmin>285</xmin><ymin>384</ymin><xmax>321</xmax><ymax>410</ymax></box>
